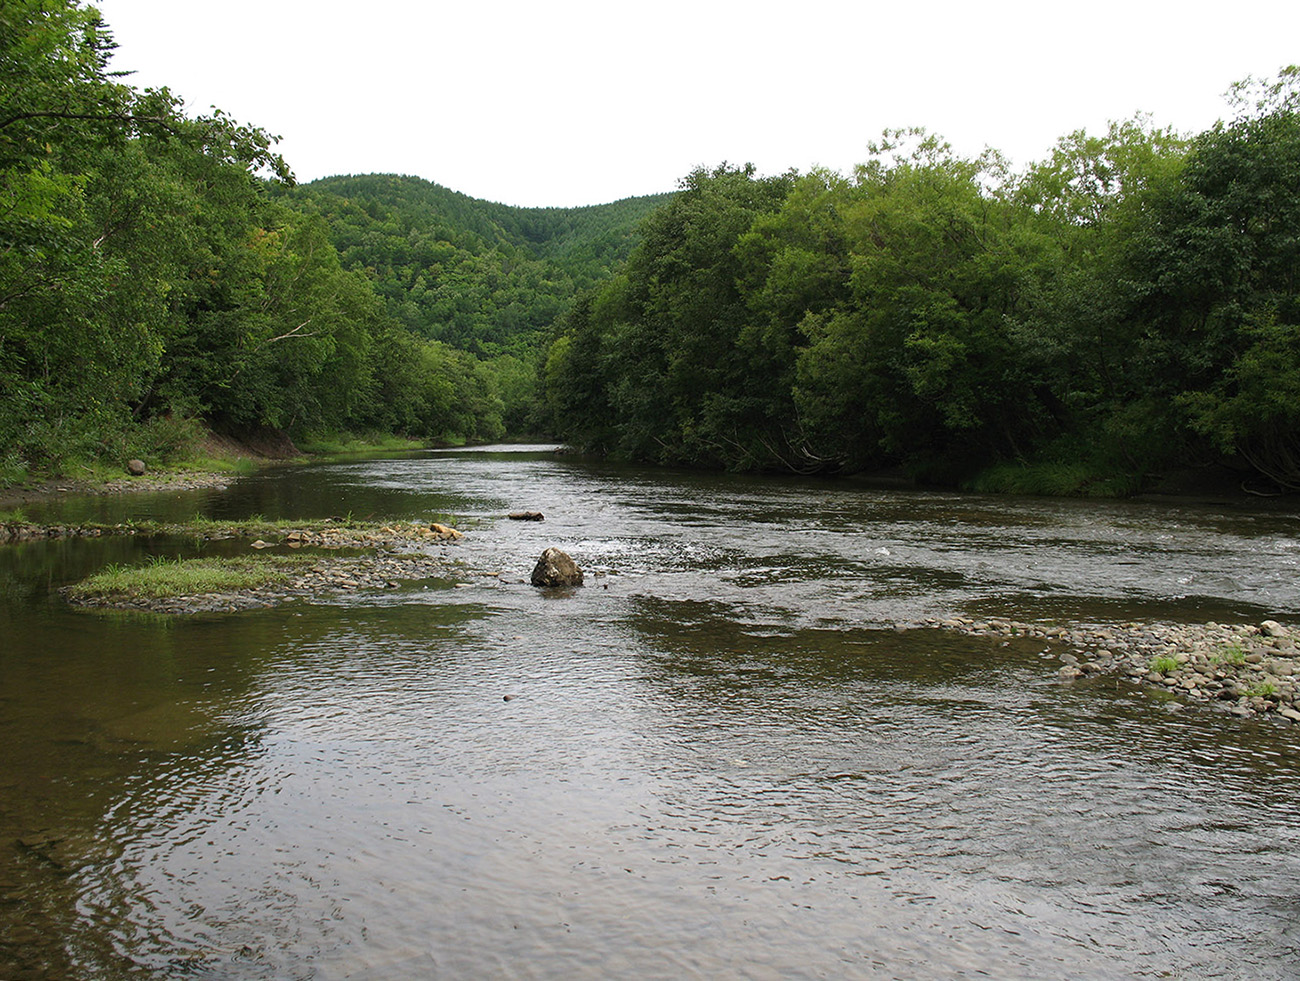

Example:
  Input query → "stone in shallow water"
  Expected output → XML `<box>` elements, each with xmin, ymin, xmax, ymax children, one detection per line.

<box><xmin>531</xmin><ymin>547</ymin><xmax>582</xmax><ymax>587</ymax></box>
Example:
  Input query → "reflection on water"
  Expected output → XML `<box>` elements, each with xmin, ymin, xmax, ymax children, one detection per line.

<box><xmin>2</xmin><ymin>446</ymin><xmax>1299</xmax><ymax>978</ymax></box>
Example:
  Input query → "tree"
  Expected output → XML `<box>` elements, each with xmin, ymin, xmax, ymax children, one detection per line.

<box><xmin>1130</xmin><ymin>71</ymin><xmax>1300</xmax><ymax>488</ymax></box>
<box><xmin>790</xmin><ymin>134</ymin><xmax>1061</xmax><ymax>477</ymax></box>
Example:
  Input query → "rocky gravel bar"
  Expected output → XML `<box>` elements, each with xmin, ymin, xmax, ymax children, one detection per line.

<box><xmin>52</xmin><ymin>520</ymin><xmax>467</xmax><ymax>614</ymax></box>
<box><xmin>69</xmin><ymin>552</ymin><xmax>458</xmax><ymax>615</ymax></box>
<box><xmin>3</xmin><ymin>517</ymin><xmax>465</xmax><ymax>546</ymax></box>
<box><xmin>929</xmin><ymin>615</ymin><xmax>1300</xmax><ymax>723</ymax></box>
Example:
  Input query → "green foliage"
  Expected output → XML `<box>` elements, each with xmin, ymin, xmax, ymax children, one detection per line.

<box><xmin>1139</xmin><ymin>94</ymin><xmax>1300</xmax><ymax>489</ymax></box>
<box><xmin>292</xmin><ymin>432</ymin><xmax>426</xmax><ymax>455</ymax></box>
<box><xmin>1243</xmin><ymin>681</ymin><xmax>1278</xmax><ymax>698</ymax></box>
<box><xmin>285</xmin><ymin>175</ymin><xmax>669</xmax><ymax>353</ymax></box>
<box><xmin>965</xmin><ymin>461</ymin><xmax>1141</xmax><ymax>498</ymax></box>
<box><xmin>1213</xmin><ymin>643</ymin><xmax>1247</xmax><ymax>666</ymax></box>
<box><xmin>543</xmin><ymin>78</ymin><xmax>1300</xmax><ymax>493</ymax></box>
<box><xmin>546</xmin><ymin>143</ymin><xmax>1075</xmax><ymax>478</ymax></box>
<box><xmin>7</xmin><ymin>3</ymin><xmax>1300</xmax><ymax>497</ymax></box>
<box><xmin>1151</xmin><ymin>655</ymin><xmax>1180</xmax><ymax>675</ymax></box>
<box><xmin>0</xmin><ymin>0</ymin><xmax>528</xmax><ymax>484</ymax></box>
<box><xmin>544</xmin><ymin>164</ymin><xmax>800</xmax><ymax>467</ymax></box>
<box><xmin>277</xmin><ymin>175</ymin><xmax>669</xmax><ymax>437</ymax></box>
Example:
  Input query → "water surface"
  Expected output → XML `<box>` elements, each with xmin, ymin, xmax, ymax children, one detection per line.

<box><xmin>2</xmin><ymin>446</ymin><xmax>1299</xmax><ymax>979</ymax></box>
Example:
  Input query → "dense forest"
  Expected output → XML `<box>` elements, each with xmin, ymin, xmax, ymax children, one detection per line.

<box><xmin>0</xmin><ymin>0</ymin><xmax>665</xmax><ymax>483</ymax></box>
<box><xmin>544</xmin><ymin>91</ymin><xmax>1300</xmax><ymax>494</ymax></box>
<box><xmin>3</xmin><ymin>0</ymin><xmax>1299</xmax><ymax>495</ymax></box>
<box><xmin>284</xmin><ymin>176</ymin><xmax>669</xmax><ymax>434</ymax></box>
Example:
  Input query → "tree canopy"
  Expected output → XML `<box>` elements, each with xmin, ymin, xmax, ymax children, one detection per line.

<box><xmin>543</xmin><ymin>82</ymin><xmax>1300</xmax><ymax>493</ymax></box>
<box><xmin>5</xmin><ymin>0</ymin><xmax>1298</xmax><ymax>497</ymax></box>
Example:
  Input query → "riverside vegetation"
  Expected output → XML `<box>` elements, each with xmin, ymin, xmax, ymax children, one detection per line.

<box><xmin>5</xmin><ymin>2</ymin><xmax>1300</xmax><ymax>497</ymax></box>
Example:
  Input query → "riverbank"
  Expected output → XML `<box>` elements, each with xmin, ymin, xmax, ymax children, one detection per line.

<box><xmin>0</xmin><ymin>426</ymin><xmax>436</xmax><ymax>511</ymax></box>
<box><xmin>932</xmin><ymin>615</ymin><xmax>1300</xmax><ymax>723</ymax></box>
<box><xmin>0</xmin><ymin>469</ymin><xmax>243</xmax><ymax>510</ymax></box>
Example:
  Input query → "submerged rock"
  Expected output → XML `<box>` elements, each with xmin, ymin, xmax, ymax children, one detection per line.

<box><xmin>531</xmin><ymin>547</ymin><xmax>582</xmax><ymax>587</ymax></box>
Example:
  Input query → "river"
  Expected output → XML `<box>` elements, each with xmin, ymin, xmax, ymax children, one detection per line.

<box><xmin>2</xmin><ymin>445</ymin><xmax>1299</xmax><ymax>979</ymax></box>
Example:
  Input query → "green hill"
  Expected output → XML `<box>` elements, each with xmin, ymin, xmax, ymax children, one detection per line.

<box><xmin>286</xmin><ymin>175</ymin><xmax>673</xmax><ymax>356</ymax></box>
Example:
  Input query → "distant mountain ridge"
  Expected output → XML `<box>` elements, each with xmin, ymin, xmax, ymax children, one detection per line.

<box><xmin>284</xmin><ymin>174</ymin><xmax>674</xmax><ymax>355</ymax></box>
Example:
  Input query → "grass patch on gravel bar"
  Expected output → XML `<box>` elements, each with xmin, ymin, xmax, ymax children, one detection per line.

<box><xmin>67</xmin><ymin>555</ymin><xmax>317</xmax><ymax>601</ymax></box>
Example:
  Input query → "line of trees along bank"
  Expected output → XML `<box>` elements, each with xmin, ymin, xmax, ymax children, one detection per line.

<box><xmin>542</xmin><ymin>74</ymin><xmax>1300</xmax><ymax>494</ymax></box>
<box><xmin>0</xmin><ymin>1</ymin><xmax>524</xmax><ymax>484</ymax></box>
<box><xmin>7</xmin><ymin>1</ymin><xmax>1299</xmax><ymax>498</ymax></box>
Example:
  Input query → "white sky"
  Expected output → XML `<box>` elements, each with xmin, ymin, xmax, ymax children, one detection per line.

<box><xmin>95</xmin><ymin>0</ymin><xmax>1300</xmax><ymax>208</ymax></box>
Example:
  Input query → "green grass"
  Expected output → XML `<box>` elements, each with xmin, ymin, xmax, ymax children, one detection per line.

<box><xmin>67</xmin><ymin>554</ymin><xmax>315</xmax><ymax>601</ymax></box>
<box><xmin>966</xmin><ymin>461</ymin><xmax>1143</xmax><ymax>498</ymax></box>
<box><xmin>293</xmin><ymin>431</ymin><xmax>427</xmax><ymax>455</ymax></box>
<box><xmin>1243</xmin><ymin>681</ymin><xmax>1278</xmax><ymax>698</ymax></box>
<box><xmin>1211</xmin><ymin>643</ymin><xmax>1248</xmax><ymax>666</ymax></box>
<box><xmin>1150</xmin><ymin>655</ymin><xmax>1180</xmax><ymax>675</ymax></box>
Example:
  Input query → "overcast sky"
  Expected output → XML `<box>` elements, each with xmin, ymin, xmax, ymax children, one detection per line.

<box><xmin>95</xmin><ymin>0</ymin><xmax>1299</xmax><ymax>208</ymax></box>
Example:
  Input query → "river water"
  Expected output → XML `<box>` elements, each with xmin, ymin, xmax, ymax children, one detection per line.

<box><xmin>2</xmin><ymin>445</ymin><xmax>1299</xmax><ymax>979</ymax></box>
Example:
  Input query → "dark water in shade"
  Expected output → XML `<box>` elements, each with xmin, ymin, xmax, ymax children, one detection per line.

<box><xmin>3</xmin><ymin>445</ymin><xmax>1300</xmax><ymax>979</ymax></box>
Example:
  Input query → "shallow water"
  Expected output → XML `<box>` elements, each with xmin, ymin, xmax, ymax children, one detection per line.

<box><xmin>3</xmin><ymin>446</ymin><xmax>1299</xmax><ymax>978</ymax></box>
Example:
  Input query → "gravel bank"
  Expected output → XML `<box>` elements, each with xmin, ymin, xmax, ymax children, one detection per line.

<box><xmin>57</xmin><ymin>521</ymin><xmax>466</xmax><ymax>613</ymax></box>
<box><xmin>930</xmin><ymin>615</ymin><xmax>1300</xmax><ymax>723</ymax></box>
<box><xmin>67</xmin><ymin>552</ymin><xmax>458</xmax><ymax>615</ymax></box>
<box><xmin>0</xmin><ymin>470</ymin><xmax>237</xmax><ymax>508</ymax></box>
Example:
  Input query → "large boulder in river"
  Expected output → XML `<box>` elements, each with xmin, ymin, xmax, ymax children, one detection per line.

<box><xmin>531</xmin><ymin>547</ymin><xmax>583</xmax><ymax>587</ymax></box>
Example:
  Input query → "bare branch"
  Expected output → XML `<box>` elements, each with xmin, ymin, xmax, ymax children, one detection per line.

<box><xmin>259</xmin><ymin>320</ymin><xmax>319</xmax><ymax>347</ymax></box>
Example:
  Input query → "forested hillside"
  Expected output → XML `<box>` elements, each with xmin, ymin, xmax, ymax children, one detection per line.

<box><xmin>286</xmin><ymin>176</ymin><xmax>668</xmax><ymax>354</ymax></box>
<box><xmin>4</xmin><ymin>0</ymin><xmax>1298</xmax><ymax>497</ymax></box>
<box><xmin>282</xmin><ymin>176</ymin><xmax>670</xmax><ymax>433</ymax></box>
<box><xmin>0</xmin><ymin>1</ymin><xmax>664</xmax><ymax>483</ymax></box>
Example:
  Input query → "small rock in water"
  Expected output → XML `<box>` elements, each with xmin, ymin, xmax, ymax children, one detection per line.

<box><xmin>508</xmin><ymin>511</ymin><xmax>545</xmax><ymax>521</ymax></box>
<box><xmin>531</xmin><ymin>547</ymin><xmax>583</xmax><ymax>587</ymax></box>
